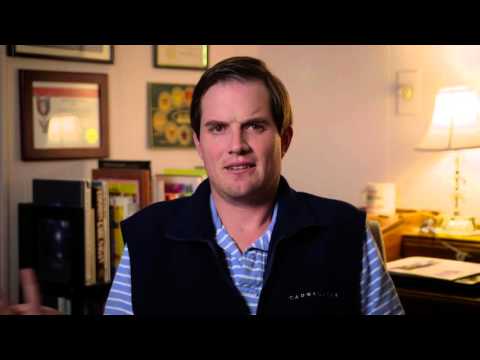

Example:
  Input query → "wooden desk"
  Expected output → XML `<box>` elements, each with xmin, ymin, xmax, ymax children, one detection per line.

<box><xmin>394</xmin><ymin>286</ymin><xmax>480</xmax><ymax>314</ymax></box>
<box><xmin>392</xmin><ymin>230</ymin><xmax>480</xmax><ymax>314</ymax></box>
<box><xmin>368</xmin><ymin>210</ymin><xmax>439</xmax><ymax>262</ymax></box>
<box><xmin>401</xmin><ymin>231</ymin><xmax>480</xmax><ymax>263</ymax></box>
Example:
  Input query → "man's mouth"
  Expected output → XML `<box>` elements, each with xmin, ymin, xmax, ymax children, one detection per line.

<box><xmin>225</xmin><ymin>163</ymin><xmax>256</xmax><ymax>171</ymax></box>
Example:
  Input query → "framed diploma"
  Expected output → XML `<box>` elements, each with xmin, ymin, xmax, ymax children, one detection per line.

<box><xmin>8</xmin><ymin>45</ymin><xmax>114</xmax><ymax>64</ymax></box>
<box><xmin>153</xmin><ymin>45</ymin><xmax>208</xmax><ymax>70</ymax></box>
<box><xmin>19</xmin><ymin>70</ymin><xmax>110</xmax><ymax>161</ymax></box>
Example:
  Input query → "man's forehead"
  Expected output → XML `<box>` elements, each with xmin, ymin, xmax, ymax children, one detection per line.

<box><xmin>200</xmin><ymin>80</ymin><xmax>272</xmax><ymax>122</ymax></box>
<box><xmin>204</xmin><ymin>78</ymin><xmax>268</xmax><ymax>98</ymax></box>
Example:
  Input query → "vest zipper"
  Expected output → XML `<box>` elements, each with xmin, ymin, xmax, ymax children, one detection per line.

<box><xmin>205</xmin><ymin>239</ymin><xmax>250</xmax><ymax>313</ymax></box>
<box><xmin>256</xmin><ymin>234</ymin><xmax>286</xmax><ymax>315</ymax></box>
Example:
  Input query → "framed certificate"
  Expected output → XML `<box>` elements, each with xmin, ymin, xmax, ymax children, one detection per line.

<box><xmin>153</xmin><ymin>45</ymin><xmax>208</xmax><ymax>70</ymax></box>
<box><xmin>8</xmin><ymin>45</ymin><xmax>114</xmax><ymax>64</ymax></box>
<box><xmin>19</xmin><ymin>70</ymin><xmax>110</xmax><ymax>161</ymax></box>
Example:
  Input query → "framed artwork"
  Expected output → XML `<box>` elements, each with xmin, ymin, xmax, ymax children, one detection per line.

<box><xmin>154</xmin><ymin>167</ymin><xmax>207</xmax><ymax>202</ymax></box>
<box><xmin>19</xmin><ymin>70</ymin><xmax>109</xmax><ymax>161</ymax></box>
<box><xmin>148</xmin><ymin>82</ymin><xmax>195</xmax><ymax>148</ymax></box>
<box><xmin>92</xmin><ymin>168</ymin><xmax>152</xmax><ymax>210</ymax></box>
<box><xmin>8</xmin><ymin>45</ymin><xmax>114</xmax><ymax>64</ymax></box>
<box><xmin>153</xmin><ymin>45</ymin><xmax>208</xmax><ymax>70</ymax></box>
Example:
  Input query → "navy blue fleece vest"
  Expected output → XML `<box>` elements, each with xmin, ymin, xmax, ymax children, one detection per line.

<box><xmin>122</xmin><ymin>177</ymin><xmax>365</xmax><ymax>317</ymax></box>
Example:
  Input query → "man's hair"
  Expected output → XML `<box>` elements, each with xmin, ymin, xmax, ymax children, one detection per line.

<box><xmin>190</xmin><ymin>56</ymin><xmax>293</xmax><ymax>137</ymax></box>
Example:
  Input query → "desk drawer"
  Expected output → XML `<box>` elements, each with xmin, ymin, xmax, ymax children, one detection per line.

<box><xmin>402</xmin><ymin>235</ymin><xmax>480</xmax><ymax>263</ymax></box>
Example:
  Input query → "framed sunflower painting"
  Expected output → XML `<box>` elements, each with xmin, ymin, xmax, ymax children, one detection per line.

<box><xmin>148</xmin><ymin>83</ymin><xmax>195</xmax><ymax>148</ymax></box>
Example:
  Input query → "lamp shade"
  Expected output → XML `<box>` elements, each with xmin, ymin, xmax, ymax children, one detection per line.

<box><xmin>416</xmin><ymin>86</ymin><xmax>480</xmax><ymax>151</ymax></box>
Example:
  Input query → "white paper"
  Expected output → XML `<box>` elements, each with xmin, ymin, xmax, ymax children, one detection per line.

<box><xmin>387</xmin><ymin>256</ymin><xmax>480</xmax><ymax>281</ymax></box>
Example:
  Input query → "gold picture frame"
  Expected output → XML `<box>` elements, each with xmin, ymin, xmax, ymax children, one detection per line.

<box><xmin>153</xmin><ymin>45</ymin><xmax>208</xmax><ymax>70</ymax></box>
<box><xmin>8</xmin><ymin>45</ymin><xmax>114</xmax><ymax>64</ymax></box>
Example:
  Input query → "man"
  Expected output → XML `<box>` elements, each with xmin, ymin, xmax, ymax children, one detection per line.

<box><xmin>105</xmin><ymin>56</ymin><xmax>404</xmax><ymax>316</ymax></box>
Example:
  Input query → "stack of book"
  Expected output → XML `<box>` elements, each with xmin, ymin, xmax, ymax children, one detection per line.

<box><xmin>92</xmin><ymin>160</ymin><xmax>152</xmax><ymax>273</ymax></box>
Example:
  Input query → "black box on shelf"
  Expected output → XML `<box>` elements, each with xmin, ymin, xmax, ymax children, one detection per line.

<box><xmin>18</xmin><ymin>203</ymin><xmax>85</xmax><ymax>287</ymax></box>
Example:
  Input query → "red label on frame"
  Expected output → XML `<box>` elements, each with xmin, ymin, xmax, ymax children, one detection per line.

<box><xmin>33</xmin><ymin>87</ymin><xmax>98</xmax><ymax>98</ymax></box>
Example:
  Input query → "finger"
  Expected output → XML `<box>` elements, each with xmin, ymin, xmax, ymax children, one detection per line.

<box><xmin>10</xmin><ymin>304</ymin><xmax>60</xmax><ymax>315</ymax></box>
<box><xmin>9</xmin><ymin>303</ymin><xmax>32</xmax><ymax>314</ymax></box>
<box><xmin>19</xmin><ymin>268</ymin><xmax>41</xmax><ymax>312</ymax></box>
<box><xmin>0</xmin><ymin>289</ymin><xmax>7</xmax><ymax>307</ymax></box>
<box><xmin>0</xmin><ymin>288</ymin><xmax>10</xmax><ymax>313</ymax></box>
<box><xmin>40</xmin><ymin>306</ymin><xmax>61</xmax><ymax>315</ymax></box>
<box><xmin>0</xmin><ymin>290</ymin><xmax>12</xmax><ymax>315</ymax></box>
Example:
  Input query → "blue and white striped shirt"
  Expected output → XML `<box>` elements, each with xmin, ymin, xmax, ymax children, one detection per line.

<box><xmin>105</xmin><ymin>197</ymin><xmax>404</xmax><ymax>315</ymax></box>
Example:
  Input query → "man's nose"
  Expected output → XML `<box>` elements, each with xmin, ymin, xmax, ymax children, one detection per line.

<box><xmin>228</xmin><ymin>128</ymin><xmax>251</xmax><ymax>155</ymax></box>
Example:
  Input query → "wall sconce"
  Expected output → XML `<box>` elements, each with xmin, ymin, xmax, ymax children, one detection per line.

<box><xmin>396</xmin><ymin>70</ymin><xmax>418</xmax><ymax>115</ymax></box>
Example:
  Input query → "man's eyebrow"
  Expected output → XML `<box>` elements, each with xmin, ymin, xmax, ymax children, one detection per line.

<box><xmin>203</xmin><ymin>120</ymin><xmax>228</xmax><ymax>127</ymax></box>
<box><xmin>203</xmin><ymin>117</ymin><xmax>270</xmax><ymax>127</ymax></box>
<box><xmin>242</xmin><ymin>117</ymin><xmax>270</xmax><ymax>124</ymax></box>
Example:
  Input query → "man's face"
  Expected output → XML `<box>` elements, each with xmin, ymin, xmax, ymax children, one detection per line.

<box><xmin>193</xmin><ymin>79</ymin><xmax>292</xmax><ymax>204</ymax></box>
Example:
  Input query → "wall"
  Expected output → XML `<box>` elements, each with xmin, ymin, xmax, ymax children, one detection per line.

<box><xmin>261</xmin><ymin>45</ymin><xmax>392</xmax><ymax>203</ymax></box>
<box><xmin>388</xmin><ymin>46</ymin><xmax>480</xmax><ymax>219</ymax></box>
<box><xmin>261</xmin><ymin>45</ymin><xmax>480</xmax><ymax>221</ymax></box>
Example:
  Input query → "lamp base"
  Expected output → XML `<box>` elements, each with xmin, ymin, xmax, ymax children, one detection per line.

<box><xmin>441</xmin><ymin>216</ymin><xmax>477</xmax><ymax>235</ymax></box>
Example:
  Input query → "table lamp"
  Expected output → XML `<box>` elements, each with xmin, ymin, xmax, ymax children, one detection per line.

<box><xmin>416</xmin><ymin>86</ymin><xmax>480</xmax><ymax>234</ymax></box>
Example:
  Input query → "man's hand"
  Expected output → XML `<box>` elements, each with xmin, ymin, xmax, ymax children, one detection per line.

<box><xmin>0</xmin><ymin>288</ymin><xmax>12</xmax><ymax>315</ymax></box>
<box><xmin>0</xmin><ymin>268</ymin><xmax>60</xmax><ymax>315</ymax></box>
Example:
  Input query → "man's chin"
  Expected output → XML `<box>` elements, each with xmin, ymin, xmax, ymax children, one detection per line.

<box><xmin>221</xmin><ymin>186</ymin><xmax>272</xmax><ymax>204</ymax></box>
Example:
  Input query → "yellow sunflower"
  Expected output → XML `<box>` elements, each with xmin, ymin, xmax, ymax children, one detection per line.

<box><xmin>176</xmin><ymin>109</ymin><xmax>191</xmax><ymax>125</ymax></box>
<box><xmin>158</xmin><ymin>91</ymin><xmax>172</xmax><ymax>113</ymax></box>
<box><xmin>178</xmin><ymin>125</ymin><xmax>192</xmax><ymax>146</ymax></box>
<box><xmin>152</xmin><ymin>111</ymin><xmax>168</xmax><ymax>135</ymax></box>
<box><xmin>164</xmin><ymin>122</ymin><xmax>179</xmax><ymax>144</ymax></box>
<box><xmin>184</xmin><ymin>87</ymin><xmax>194</xmax><ymax>106</ymax></box>
<box><xmin>171</xmin><ymin>87</ymin><xmax>185</xmax><ymax>108</ymax></box>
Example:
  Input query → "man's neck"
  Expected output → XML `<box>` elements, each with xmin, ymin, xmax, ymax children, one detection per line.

<box><xmin>211</xmin><ymin>190</ymin><xmax>277</xmax><ymax>253</ymax></box>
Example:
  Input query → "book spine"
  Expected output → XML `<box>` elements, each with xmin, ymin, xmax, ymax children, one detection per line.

<box><xmin>103</xmin><ymin>182</ymin><xmax>111</xmax><ymax>283</ymax></box>
<box><xmin>84</xmin><ymin>181</ymin><xmax>96</xmax><ymax>286</ymax></box>
<box><xmin>93</xmin><ymin>181</ymin><xmax>109</xmax><ymax>283</ymax></box>
<box><xmin>155</xmin><ymin>176</ymin><xmax>166</xmax><ymax>202</ymax></box>
<box><xmin>57</xmin><ymin>297</ymin><xmax>72</xmax><ymax>315</ymax></box>
<box><xmin>111</xmin><ymin>197</ymin><xmax>126</xmax><ymax>271</ymax></box>
<box><xmin>109</xmin><ymin>204</ymin><xmax>116</xmax><ymax>279</ymax></box>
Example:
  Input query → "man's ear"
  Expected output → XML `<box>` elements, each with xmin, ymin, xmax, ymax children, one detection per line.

<box><xmin>281</xmin><ymin>126</ymin><xmax>293</xmax><ymax>158</ymax></box>
<box><xmin>193</xmin><ymin>131</ymin><xmax>204</xmax><ymax>161</ymax></box>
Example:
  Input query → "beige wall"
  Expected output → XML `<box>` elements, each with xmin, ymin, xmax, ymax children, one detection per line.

<box><xmin>261</xmin><ymin>45</ymin><xmax>392</xmax><ymax>204</ymax></box>
<box><xmin>2</xmin><ymin>45</ymin><xmax>480</xmax><ymax>301</ymax></box>
<box><xmin>388</xmin><ymin>46</ymin><xmax>480</xmax><ymax>219</ymax></box>
<box><xmin>260</xmin><ymin>45</ymin><xmax>480</xmax><ymax>220</ymax></box>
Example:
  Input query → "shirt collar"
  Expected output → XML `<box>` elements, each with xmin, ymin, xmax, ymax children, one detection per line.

<box><xmin>209</xmin><ymin>195</ymin><xmax>279</xmax><ymax>253</ymax></box>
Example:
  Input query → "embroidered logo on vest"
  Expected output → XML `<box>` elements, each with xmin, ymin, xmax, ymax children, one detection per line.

<box><xmin>288</xmin><ymin>290</ymin><xmax>340</xmax><ymax>301</ymax></box>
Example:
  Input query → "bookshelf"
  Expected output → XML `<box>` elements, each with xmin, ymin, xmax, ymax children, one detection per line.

<box><xmin>18</xmin><ymin>178</ymin><xmax>117</xmax><ymax>315</ymax></box>
<box><xmin>18</xmin><ymin>165</ymin><xmax>203</xmax><ymax>314</ymax></box>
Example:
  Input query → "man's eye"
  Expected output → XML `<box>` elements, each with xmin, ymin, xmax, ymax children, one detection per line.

<box><xmin>208</xmin><ymin>124</ymin><xmax>225</xmax><ymax>133</ymax></box>
<box><xmin>247</xmin><ymin>123</ymin><xmax>265</xmax><ymax>132</ymax></box>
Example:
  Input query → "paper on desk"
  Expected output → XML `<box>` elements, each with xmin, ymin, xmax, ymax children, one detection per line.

<box><xmin>386</xmin><ymin>256</ymin><xmax>480</xmax><ymax>281</ymax></box>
